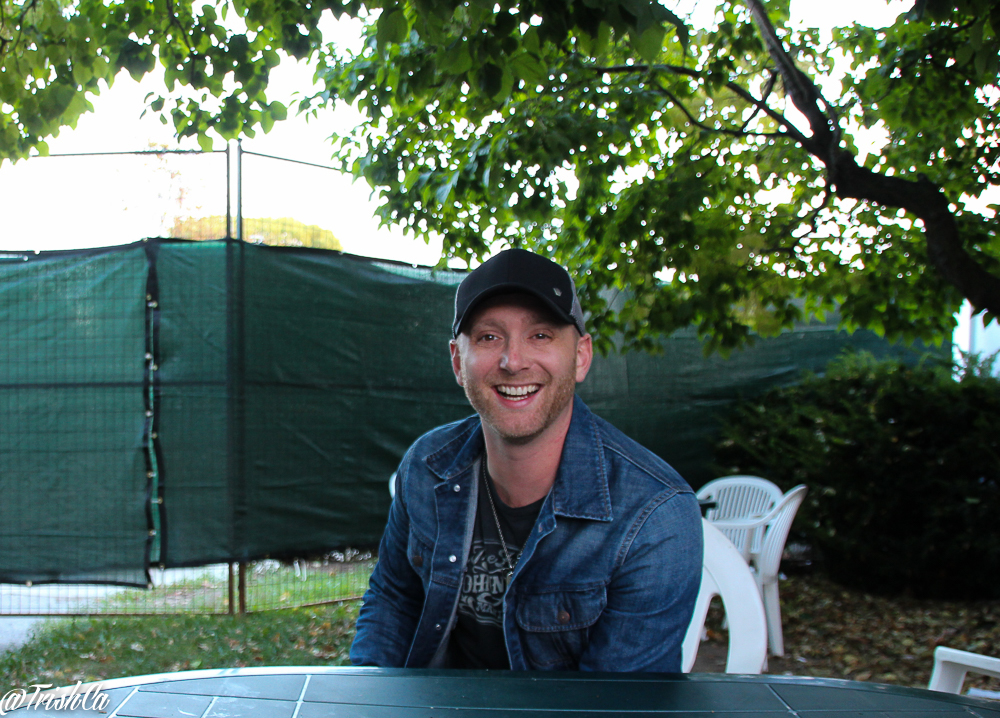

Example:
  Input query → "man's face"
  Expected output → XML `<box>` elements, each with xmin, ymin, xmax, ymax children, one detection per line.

<box><xmin>450</xmin><ymin>294</ymin><xmax>593</xmax><ymax>445</ymax></box>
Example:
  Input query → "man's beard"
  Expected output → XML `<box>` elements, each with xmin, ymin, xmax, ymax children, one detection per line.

<box><xmin>461</xmin><ymin>368</ymin><xmax>577</xmax><ymax>445</ymax></box>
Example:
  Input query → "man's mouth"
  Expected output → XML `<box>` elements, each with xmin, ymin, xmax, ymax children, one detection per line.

<box><xmin>495</xmin><ymin>384</ymin><xmax>541</xmax><ymax>400</ymax></box>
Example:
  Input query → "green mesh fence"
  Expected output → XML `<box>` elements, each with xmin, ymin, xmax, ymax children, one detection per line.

<box><xmin>0</xmin><ymin>246</ymin><xmax>151</xmax><ymax>585</ymax></box>
<box><xmin>0</xmin><ymin>239</ymin><xmax>937</xmax><ymax>588</ymax></box>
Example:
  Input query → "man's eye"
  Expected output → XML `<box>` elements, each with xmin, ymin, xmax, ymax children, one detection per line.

<box><xmin>478</xmin><ymin>333</ymin><xmax>498</xmax><ymax>342</ymax></box>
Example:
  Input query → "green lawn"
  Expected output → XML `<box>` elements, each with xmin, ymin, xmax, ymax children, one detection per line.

<box><xmin>99</xmin><ymin>561</ymin><xmax>374</xmax><ymax>614</ymax></box>
<box><xmin>0</xmin><ymin>602</ymin><xmax>360</xmax><ymax>687</ymax></box>
<box><xmin>0</xmin><ymin>560</ymin><xmax>373</xmax><ymax>688</ymax></box>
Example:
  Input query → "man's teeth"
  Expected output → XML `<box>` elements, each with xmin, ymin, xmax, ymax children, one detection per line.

<box><xmin>497</xmin><ymin>384</ymin><xmax>540</xmax><ymax>398</ymax></box>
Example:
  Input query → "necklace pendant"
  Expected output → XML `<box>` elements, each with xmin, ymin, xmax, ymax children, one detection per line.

<box><xmin>506</xmin><ymin>569</ymin><xmax>514</xmax><ymax>582</ymax></box>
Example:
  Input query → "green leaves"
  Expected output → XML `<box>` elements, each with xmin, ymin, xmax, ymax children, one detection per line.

<box><xmin>510</xmin><ymin>52</ymin><xmax>549</xmax><ymax>87</ymax></box>
<box><xmin>476</xmin><ymin>62</ymin><xmax>504</xmax><ymax>97</ymax></box>
<box><xmin>118</xmin><ymin>39</ymin><xmax>156</xmax><ymax>81</ymax></box>
<box><xmin>0</xmin><ymin>0</ymin><xmax>324</xmax><ymax>162</ymax></box>
<box><xmin>439</xmin><ymin>43</ymin><xmax>473</xmax><ymax>74</ymax></box>
<box><xmin>3</xmin><ymin>0</ymin><xmax>999</xmax><ymax>355</ymax></box>
<box><xmin>376</xmin><ymin>8</ymin><xmax>409</xmax><ymax>48</ymax></box>
<box><xmin>634</xmin><ymin>24</ymin><xmax>666</xmax><ymax>62</ymax></box>
<box><xmin>260</xmin><ymin>101</ymin><xmax>287</xmax><ymax>133</ymax></box>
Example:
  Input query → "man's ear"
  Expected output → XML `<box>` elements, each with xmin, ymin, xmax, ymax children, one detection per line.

<box><xmin>575</xmin><ymin>333</ymin><xmax>593</xmax><ymax>383</ymax></box>
<box><xmin>450</xmin><ymin>339</ymin><xmax>465</xmax><ymax>387</ymax></box>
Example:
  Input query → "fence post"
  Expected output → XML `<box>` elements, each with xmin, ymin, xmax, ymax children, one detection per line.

<box><xmin>238</xmin><ymin>561</ymin><xmax>247</xmax><ymax>615</ymax></box>
<box><xmin>228</xmin><ymin>562</ymin><xmax>236</xmax><ymax>615</ymax></box>
<box><xmin>226</xmin><ymin>141</ymin><xmax>248</xmax><ymax>601</ymax></box>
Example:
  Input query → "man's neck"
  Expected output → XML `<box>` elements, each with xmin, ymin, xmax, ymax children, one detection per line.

<box><xmin>482</xmin><ymin>404</ymin><xmax>574</xmax><ymax>508</ymax></box>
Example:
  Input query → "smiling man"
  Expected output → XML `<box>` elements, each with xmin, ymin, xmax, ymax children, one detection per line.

<box><xmin>350</xmin><ymin>248</ymin><xmax>702</xmax><ymax>672</ymax></box>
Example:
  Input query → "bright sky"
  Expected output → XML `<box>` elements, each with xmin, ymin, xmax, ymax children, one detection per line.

<box><xmin>0</xmin><ymin>15</ymin><xmax>442</xmax><ymax>261</ymax></box>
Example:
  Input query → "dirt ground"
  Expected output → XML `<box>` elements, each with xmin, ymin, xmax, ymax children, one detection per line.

<box><xmin>690</xmin><ymin>571</ymin><xmax>1000</xmax><ymax>697</ymax></box>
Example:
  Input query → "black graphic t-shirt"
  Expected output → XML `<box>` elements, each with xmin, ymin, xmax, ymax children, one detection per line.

<box><xmin>446</xmin><ymin>460</ymin><xmax>544</xmax><ymax>669</ymax></box>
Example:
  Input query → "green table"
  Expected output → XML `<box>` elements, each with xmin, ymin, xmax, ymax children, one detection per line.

<box><xmin>13</xmin><ymin>668</ymin><xmax>1000</xmax><ymax>718</ymax></box>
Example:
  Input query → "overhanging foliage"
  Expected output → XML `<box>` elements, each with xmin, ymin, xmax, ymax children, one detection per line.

<box><xmin>2</xmin><ymin>0</ymin><xmax>999</xmax><ymax>351</ymax></box>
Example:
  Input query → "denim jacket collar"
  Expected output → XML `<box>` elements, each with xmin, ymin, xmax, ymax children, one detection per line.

<box><xmin>551</xmin><ymin>395</ymin><xmax>613</xmax><ymax>521</ymax></box>
<box><xmin>424</xmin><ymin>395</ymin><xmax>612</xmax><ymax>522</ymax></box>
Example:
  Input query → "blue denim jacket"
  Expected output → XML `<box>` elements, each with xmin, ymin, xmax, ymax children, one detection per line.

<box><xmin>350</xmin><ymin>396</ymin><xmax>702</xmax><ymax>672</ymax></box>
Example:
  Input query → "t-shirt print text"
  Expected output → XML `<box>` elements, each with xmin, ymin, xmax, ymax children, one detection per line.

<box><xmin>457</xmin><ymin>538</ymin><xmax>520</xmax><ymax>628</ymax></box>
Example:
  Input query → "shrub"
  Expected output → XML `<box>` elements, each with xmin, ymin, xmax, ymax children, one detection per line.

<box><xmin>715</xmin><ymin>351</ymin><xmax>1000</xmax><ymax>599</ymax></box>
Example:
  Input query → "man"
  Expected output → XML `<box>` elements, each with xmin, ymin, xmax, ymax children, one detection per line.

<box><xmin>350</xmin><ymin>248</ymin><xmax>702</xmax><ymax>672</ymax></box>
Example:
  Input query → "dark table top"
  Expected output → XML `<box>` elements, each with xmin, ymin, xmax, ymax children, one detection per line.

<box><xmin>16</xmin><ymin>667</ymin><xmax>1000</xmax><ymax>718</ymax></box>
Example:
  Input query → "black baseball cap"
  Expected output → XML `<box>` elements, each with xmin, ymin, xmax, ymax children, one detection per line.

<box><xmin>452</xmin><ymin>249</ymin><xmax>586</xmax><ymax>337</ymax></box>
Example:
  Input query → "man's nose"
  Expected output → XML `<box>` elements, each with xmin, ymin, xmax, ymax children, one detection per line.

<box><xmin>499</xmin><ymin>338</ymin><xmax>529</xmax><ymax>372</ymax></box>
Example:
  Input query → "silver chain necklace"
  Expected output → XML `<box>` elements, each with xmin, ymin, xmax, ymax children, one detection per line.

<box><xmin>481</xmin><ymin>458</ymin><xmax>516</xmax><ymax>581</ymax></box>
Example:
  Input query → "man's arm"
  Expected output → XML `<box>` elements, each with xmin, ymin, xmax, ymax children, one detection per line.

<box><xmin>579</xmin><ymin>490</ymin><xmax>703</xmax><ymax>672</ymax></box>
<box><xmin>349</xmin><ymin>467</ymin><xmax>426</xmax><ymax>667</ymax></box>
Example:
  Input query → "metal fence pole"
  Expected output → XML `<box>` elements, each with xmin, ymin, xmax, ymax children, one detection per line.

<box><xmin>238</xmin><ymin>561</ymin><xmax>247</xmax><ymax>615</ymax></box>
<box><xmin>228</xmin><ymin>562</ymin><xmax>236</xmax><ymax>615</ymax></box>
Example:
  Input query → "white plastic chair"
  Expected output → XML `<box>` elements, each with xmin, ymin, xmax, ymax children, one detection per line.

<box><xmin>697</xmin><ymin>476</ymin><xmax>783</xmax><ymax>562</ymax></box>
<box><xmin>682</xmin><ymin>519</ymin><xmax>768</xmax><ymax>674</ymax></box>
<box><xmin>928</xmin><ymin>646</ymin><xmax>1000</xmax><ymax>694</ymax></box>
<box><xmin>713</xmin><ymin>484</ymin><xmax>807</xmax><ymax>657</ymax></box>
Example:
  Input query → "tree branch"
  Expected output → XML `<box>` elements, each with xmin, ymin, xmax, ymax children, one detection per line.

<box><xmin>654</xmin><ymin>82</ymin><xmax>786</xmax><ymax>139</ymax></box>
<box><xmin>595</xmin><ymin>62</ymin><xmax>810</xmax><ymax>144</ymax></box>
<box><xmin>760</xmin><ymin>183</ymin><xmax>832</xmax><ymax>257</ymax></box>
<box><xmin>744</xmin><ymin>0</ymin><xmax>838</xmax><ymax>158</ymax></box>
<box><xmin>3</xmin><ymin>0</ymin><xmax>39</xmax><ymax>73</ymax></box>
<box><xmin>740</xmin><ymin>70</ymin><xmax>778</xmax><ymax>132</ymax></box>
<box><xmin>832</xmin><ymin>155</ymin><xmax>1000</xmax><ymax>313</ymax></box>
<box><xmin>164</xmin><ymin>0</ymin><xmax>195</xmax><ymax>54</ymax></box>
<box><xmin>742</xmin><ymin>0</ymin><xmax>1000</xmax><ymax>316</ymax></box>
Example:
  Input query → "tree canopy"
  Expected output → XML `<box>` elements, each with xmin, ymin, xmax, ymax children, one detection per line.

<box><xmin>172</xmin><ymin>214</ymin><xmax>344</xmax><ymax>248</ymax></box>
<box><xmin>2</xmin><ymin>0</ymin><xmax>999</xmax><ymax>351</ymax></box>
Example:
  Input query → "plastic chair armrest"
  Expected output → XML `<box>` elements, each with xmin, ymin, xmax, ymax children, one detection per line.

<box><xmin>928</xmin><ymin>646</ymin><xmax>1000</xmax><ymax>693</ymax></box>
<box><xmin>710</xmin><ymin>515</ymin><xmax>769</xmax><ymax>531</ymax></box>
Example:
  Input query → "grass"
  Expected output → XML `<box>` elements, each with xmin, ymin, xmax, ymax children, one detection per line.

<box><xmin>0</xmin><ymin>559</ymin><xmax>373</xmax><ymax>687</ymax></box>
<box><xmin>0</xmin><ymin>602</ymin><xmax>360</xmax><ymax>687</ymax></box>
<box><xmin>91</xmin><ymin>560</ymin><xmax>374</xmax><ymax>614</ymax></box>
<box><xmin>1</xmin><ymin>572</ymin><xmax>997</xmax><ymax>695</ymax></box>
<box><xmin>239</xmin><ymin>563</ymin><xmax>372</xmax><ymax>611</ymax></box>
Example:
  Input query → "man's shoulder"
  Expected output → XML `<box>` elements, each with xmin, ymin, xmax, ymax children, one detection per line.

<box><xmin>399</xmin><ymin>412</ymin><xmax>482</xmax><ymax>479</ymax></box>
<box><xmin>585</xmin><ymin>405</ymin><xmax>692</xmax><ymax>495</ymax></box>
<box><xmin>408</xmin><ymin>413</ymin><xmax>480</xmax><ymax>453</ymax></box>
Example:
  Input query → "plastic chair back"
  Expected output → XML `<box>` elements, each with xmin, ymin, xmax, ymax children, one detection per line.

<box><xmin>682</xmin><ymin>519</ymin><xmax>768</xmax><ymax>674</ymax></box>
<box><xmin>697</xmin><ymin>476</ymin><xmax>783</xmax><ymax>560</ymax></box>
<box><xmin>753</xmin><ymin>485</ymin><xmax>808</xmax><ymax>582</ymax></box>
<box><xmin>707</xmin><ymin>483</ymin><xmax>807</xmax><ymax>657</ymax></box>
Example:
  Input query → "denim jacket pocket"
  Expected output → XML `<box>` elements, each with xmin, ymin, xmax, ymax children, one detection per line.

<box><xmin>515</xmin><ymin>584</ymin><xmax>607</xmax><ymax>669</ymax></box>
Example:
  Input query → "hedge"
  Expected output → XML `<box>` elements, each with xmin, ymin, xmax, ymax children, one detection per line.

<box><xmin>715</xmin><ymin>352</ymin><xmax>1000</xmax><ymax>599</ymax></box>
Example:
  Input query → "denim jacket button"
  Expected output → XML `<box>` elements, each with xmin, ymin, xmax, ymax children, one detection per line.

<box><xmin>449</xmin><ymin>555</ymin><xmax>457</xmax><ymax>562</ymax></box>
<box><xmin>411</xmin><ymin>554</ymin><xmax>423</xmax><ymax>567</ymax></box>
<box><xmin>557</xmin><ymin>610</ymin><xmax>571</xmax><ymax>625</ymax></box>
<box><xmin>453</xmin><ymin>484</ymin><xmax>461</xmax><ymax>492</ymax></box>
<box><xmin>435</xmin><ymin>623</ymin><xmax>442</xmax><ymax>630</ymax></box>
